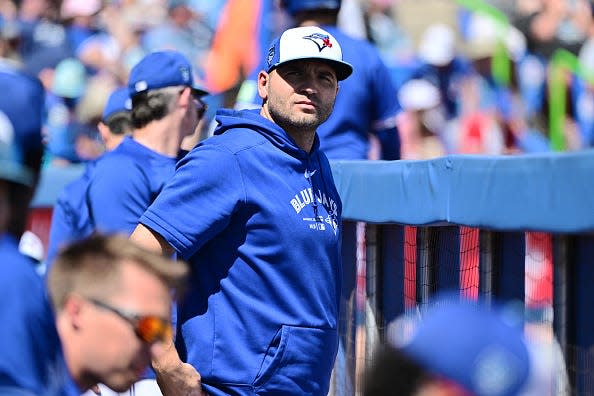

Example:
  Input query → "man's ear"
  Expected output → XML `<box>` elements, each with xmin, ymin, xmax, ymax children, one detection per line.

<box><xmin>62</xmin><ymin>294</ymin><xmax>85</xmax><ymax>330</ymax></box>
<box><xmin>97</xmin><ymin>122</ymin><xmax>111</xmax><ymax>147</ymax></box>
<box><xmin>257</xmin><ymin>71</ymin><xmax>269</xmax><ymax>101</ymax></box>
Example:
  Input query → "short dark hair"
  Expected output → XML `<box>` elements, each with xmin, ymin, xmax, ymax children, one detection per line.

<box><xmin>363</xmin><ymin>344</ymin><xmax>430</xmax><ymax>396</ymax></box>
<box><xmin>104</xmin><ymin>111</ymin><xmax>134</xmax><ymax>136</ymax></box>
<box><xmin>130</xmin><ymin>86</ymin><xmax>179</xmax><ymax>129</ymax></box>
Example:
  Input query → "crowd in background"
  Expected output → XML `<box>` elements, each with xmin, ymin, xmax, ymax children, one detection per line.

<box><xmin>0</xmin><ymin>0</ymin><xmax>593</xmax><ymax>168</ymax></box>
<box><xmin>0</xmin><ymin>1</ymin><xmax>585</xmax><ymax>394</ymax></box>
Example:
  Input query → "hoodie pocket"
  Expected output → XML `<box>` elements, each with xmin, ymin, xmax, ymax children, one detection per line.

<box><xmin>253</xmin><ymin>325</ymin><xmax>338</xmax><ymax>395</ymax></box>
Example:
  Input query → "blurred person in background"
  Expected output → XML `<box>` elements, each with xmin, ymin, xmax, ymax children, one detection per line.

<box><xmin>455</xmin><ymin>11</ymin><xmax>554</xmax><ymax>154</ymax></box>
<box><xmin>46</xmin><ymin>85</ymin><xmax>133</xmax><ymax>270</ymax></box>
<box><xmin>59</xmin><ymin>0</ymin><xmax>102</xmax><ymax>59</ymax></box>
<box><xmin>0</xmin><ymin>59</ymin><xmax>64</xmax><ymax>395</ymax></box>
<box><xmin>141</xmin><ymin>0</ymin><xmax>215</xmax><ymax>141</ymax></box>
<box><xmin>47</xmin><ymin>234</ymin><xmax>189</xmax><ymax>396</ymax></box>
<box><xmin>396</xmin><ymin>78</ymin><xmax>447</xmax><ymax>160</ymax></box>
<box><xmin>17</xmin><ymin>0</ymin><xmax>73</xmax><ymax>80</ymax></box>
<box><xmin>412</xmin><ymin>23</ymin><xmax>473</xmax><ymax>122</ymax></box>
<box><xmin>142</xmin><ymin>0</ymin><xmax>212</xmax><ymax>74</ymax></box>
<box><xmin>43</xmin><ymin>57</ymin><xmax>104</xmax><ymax>165</ymax></box>
<box><xmin>511</xmin><ymin>0</ymin><xmax>593</xmax><ymax>151</ymax></box>
<box><xmin>513</xmin><ymin>0</ymin><xmax>592</xmax><ymax>61</ymax></box>
<box><xmin>364</xmin><ymin>295</ymin><xmax>560</xmax><ymax>396</ymax></box>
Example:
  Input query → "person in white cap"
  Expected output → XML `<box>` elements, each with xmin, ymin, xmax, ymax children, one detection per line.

<box><xmin>130</xmin><ymin>25</ymin><xmax>352</xmax><ymax>396</ymax></box>
<box><xmin>414</xmin><ymin>23</ymin><xmax>473</xmax><ymax>121</ymax></box>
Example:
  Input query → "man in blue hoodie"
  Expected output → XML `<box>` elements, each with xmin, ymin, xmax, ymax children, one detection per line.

<box><xmin>130</xmin><ymin>25</ymin><xmax>352</xmax><ymax>396</ymax></box>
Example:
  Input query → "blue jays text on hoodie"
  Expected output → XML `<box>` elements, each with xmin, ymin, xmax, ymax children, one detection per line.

<box><xmin>0</xmin><ymin>233</ymin><xmax>67</xmax><ymax>395</ymax></box>
<box><xmin>139</xmin><ymin>109</ymin><xmax>343</xmax><ymax>395</ymax></box>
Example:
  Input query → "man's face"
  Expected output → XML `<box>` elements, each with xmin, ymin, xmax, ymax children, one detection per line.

<box><xmin>259</xmin><ymin>60</ymin><xmax>339</xmax><ymax>135</ymax></box>
<box><xmin>80</xmin><ymin>260</ymin><xmax>172</xmax><ymax>392</ymax></box>
<box><xmin>180</xmin><ymin>88</ymin><xmax>204</xmax><ymax>138</ymax></box>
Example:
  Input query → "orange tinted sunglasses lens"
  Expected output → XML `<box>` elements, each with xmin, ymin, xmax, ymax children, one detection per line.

<box><xmin>136</xmin><ymin>316</ymin><xmax>172</xmax><ymax>343</ymax></box>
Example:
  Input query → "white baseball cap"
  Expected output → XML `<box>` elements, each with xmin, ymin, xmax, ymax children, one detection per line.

<box><xmin>418</xmin><ymin>23</ymin><xmax>456</xmax><ymax>66</ymax></box>
<box><xmin>398</xmin><ymin>79</ymin><xmax>441</xmax><ymax>111</ymax></box>
<box><xmin>266</xmin><ymin>26</ymin><xmax>353</xmax><ymax>81</ymax></box>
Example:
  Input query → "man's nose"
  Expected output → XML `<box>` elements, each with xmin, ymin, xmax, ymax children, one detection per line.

<box><xmin>298</xmin><ymin>74</ymin><xmax>319</xmax><ymax>94</ymax></box>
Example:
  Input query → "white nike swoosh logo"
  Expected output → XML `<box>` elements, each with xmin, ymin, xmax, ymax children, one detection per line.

<box><xmin>304</xmin><ymin>169</ymin><xmax>318</xmax><ymax>179</ymax></box>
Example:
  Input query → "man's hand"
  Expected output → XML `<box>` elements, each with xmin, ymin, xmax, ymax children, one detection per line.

<box><xmin>152</xmin><ymin>340</ymin><xmax>206</xmax><ymax>396</ymax></box>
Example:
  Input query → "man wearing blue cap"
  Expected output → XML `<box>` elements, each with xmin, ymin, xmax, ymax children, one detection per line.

<box><xmin>81</xmin><ymin>50</ymin><xmax>207</xmax><ymax>395</ymax></box>
<box><xmin>84</xmin><ymin>50</ymin><xmax>208</xmax><ymax>237</ymax></box>
<box><xmin>46</xmin><ymin>86</ymin><xmax>133</xmax><ymax>269</ymax></box>
<box><xmin>237</xmin><ymin>0</ymin><xmax>401</xmax><ymax>161</ymax></box>
<box><xmin>364</xmin><ymin>296</ymin><xmax>535</xmax><ymax>396</ymax></box>
<box><xmin>0</xmin><ymin>63</ymin><xmax>64</xmax><ymax>395</ymax></box>
<box><xmin>131</xmin><ymin>25</ymin><xmax>351</xmax><ymax>396</ymax></box>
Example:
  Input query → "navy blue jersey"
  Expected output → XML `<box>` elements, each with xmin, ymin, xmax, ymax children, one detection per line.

<box><xmin>140</xmin><ymin>109</ymin><xmax>342</xmax><ymax>395</ymax></box>
<box><xmin>0</xmin><ymin>234</ymin><xmax>66</xmax><ymax>395</ymax></box>
<box><xmin>236</xmin><ymin>25</ymin><xmax>401</xmax><ymax>160</ymax></box>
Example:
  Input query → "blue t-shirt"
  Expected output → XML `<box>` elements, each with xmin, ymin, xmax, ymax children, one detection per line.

<box><xmin>140</xmin><ymin>109</ymin><xmax>343</xmax><ymax>395</ymax></box>
<box><xmin>87</xmin><ymin>136</ymin><xmax>181</xmax><ymax>235</ymax></box>
<box><xmin>0</xmin><ymin>233</ymin><xmax>65</xmax><ymax>395</ymax></box>
<box><xmin>46</xmin><ymin>162</ymin><xmax>95</xmax><ymax>268</ymax></box>
<box><xmin>236</xmin><ymin>25</ymin><xmax>401</xmax><ymax>160</ymax></box>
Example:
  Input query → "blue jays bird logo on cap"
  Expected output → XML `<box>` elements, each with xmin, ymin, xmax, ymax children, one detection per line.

<box><xmin>266</xmin><ymin>26</ymin><xmax>353</xmax><ymax>80</ymax></box>
<box><xmin>304</xmin><ymin>33</ymin><xmax>333</xmax><ymax>52</ymax></box>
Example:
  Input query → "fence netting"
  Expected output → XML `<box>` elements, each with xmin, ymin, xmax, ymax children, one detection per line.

<box><xmin>331</xmin><ymin>221</ymin><xmax>592</xmax><ymax>396</ymax></box>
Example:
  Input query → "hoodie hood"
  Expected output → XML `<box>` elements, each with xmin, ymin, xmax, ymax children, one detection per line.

<box><xmin>213</xmin><ymin>108</ymin><xmax>320</xmax><ymax>159</ymax></box>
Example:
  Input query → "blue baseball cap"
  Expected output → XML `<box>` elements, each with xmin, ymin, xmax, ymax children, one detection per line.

<box><xmin>398</xmin><ymin>296</ymin><xmax>531</xmax><ymax>396</ymax></box>
<box><xmin>266</xmin><ymin>26</ymin><xmax>352</xmax><ymax>81</ymax></box>
<box><xmin>282</xmin><ymin>0</ymin><xmax>341</xmax><ymax>15</ymax></box>
<box><xmin>102</xmin><ymin>87</ymin><xmax>132</xmax><ymax>121</ymax></box>
<box><xmin>0</xmin><ymin>65</ymin><xmax>45</xmax><ymax>187</ymax></box>
<box><xmin>128</xmin><ymin>50</ymin><xmax>208</xmax><ymax>98</ymax></box>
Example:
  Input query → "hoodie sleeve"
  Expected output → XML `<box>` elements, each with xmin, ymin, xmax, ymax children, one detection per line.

<box><xmin>139</xmin><ymin>144</ymin><xmax>244</xmax><ymax>260</ymax></box>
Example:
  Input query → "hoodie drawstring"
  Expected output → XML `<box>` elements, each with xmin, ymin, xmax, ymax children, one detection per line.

<box><xmin>305</xmin><ymin>157</ymin><xmax>321</xmax><ymax>222</ymax></box>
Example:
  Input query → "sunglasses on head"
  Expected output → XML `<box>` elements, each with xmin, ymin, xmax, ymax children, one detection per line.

<box><xmin>87</xmin><ymin>298</ymin><xmax>172</xmax><ymax>344</ymax></box>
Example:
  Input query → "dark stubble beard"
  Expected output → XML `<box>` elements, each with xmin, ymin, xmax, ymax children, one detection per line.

<box><xmin>269</xmin><ymin>98</ymin><xmax>335</xmax><ymax>138</ymax></box>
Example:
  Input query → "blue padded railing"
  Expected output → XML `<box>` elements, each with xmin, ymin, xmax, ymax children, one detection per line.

<box><xmin>331</xmin><ymin>149</ymin><xmax>594</xmax><ymax>231</ymax></box>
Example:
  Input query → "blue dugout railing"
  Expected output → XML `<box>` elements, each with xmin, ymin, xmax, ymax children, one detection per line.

<box><xmin>330</xmin><ymin>150</ymin><xmax>594</xmax><ymax>395</ymax></box>
<box><xmin>31</xmin><ymin>150</ymin><xmax>594</xmax><ymax>394</ymax></box>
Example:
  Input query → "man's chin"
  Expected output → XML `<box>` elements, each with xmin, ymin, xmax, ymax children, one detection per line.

<box><xmin>104</xmin><ymin>376</ymin><xmax>138</xmax><ymax>393</ymax></box>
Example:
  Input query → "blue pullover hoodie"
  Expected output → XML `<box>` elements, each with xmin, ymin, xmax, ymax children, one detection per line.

<box><xmin>140</xmin><ymin>109</ymin><xmax>343</xmax><ymax>395</ymax></box>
